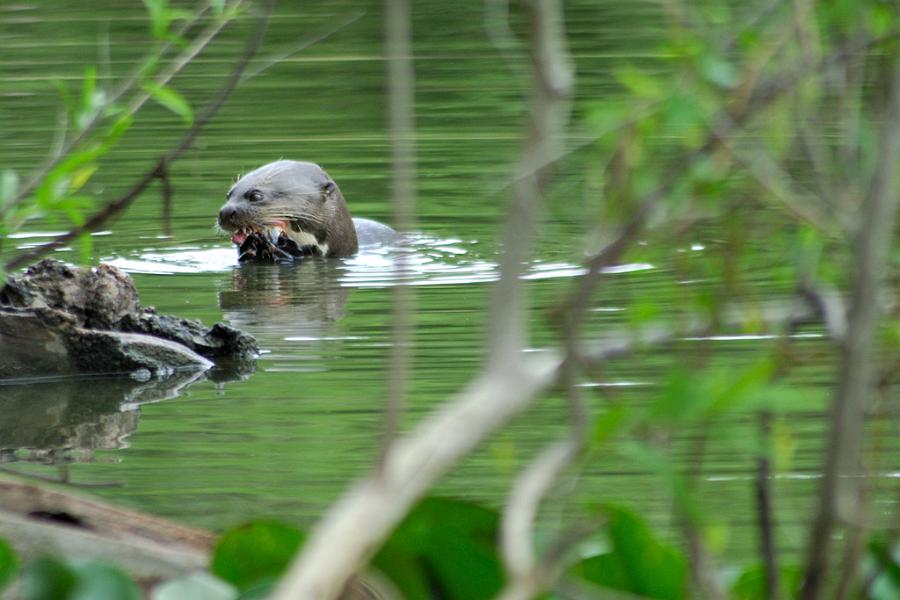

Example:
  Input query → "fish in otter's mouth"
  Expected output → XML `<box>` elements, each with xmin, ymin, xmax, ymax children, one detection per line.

<box><xmin>228</xmin><ymin>221</ymin><xmax>324</xmax><ymax>263</ymax></box>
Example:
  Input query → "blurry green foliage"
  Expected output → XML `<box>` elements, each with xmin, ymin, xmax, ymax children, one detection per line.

<box><xmin>211</xmin><ymin>520</ymin><xmax>305</xmax><ymax>597</ymax></box>
<box><xmin>374</xmin><ymin>497</ymin><xmax>504</xmax><ymax>600</ymax></box>
<box><xmin>570</xmin><ymin>505</ymin><xmax>687</xmax><ymax>600</ymax></box>
<box><xmin>143</xmin><ymin>81</ymin><xmax>195</xmax><ymax>125</ymax></box>
<box><xmin>153</xmin><ymin>572</ymin><xmax>238</xmax><ymax>600</ymax></box>
<box><xmin>729</xmin><ymin>563</ymin><xmax>801</xmax><ymax>599</ymax></box>
<box><xmin>21</xmin><ymin>557</ymin><xmax>140</xmax><ymax>600</ymax></box>
<box><xmin>0</xmin><ymin>537</ymin><xmax>17</xmax><ymax>592</ymax></box>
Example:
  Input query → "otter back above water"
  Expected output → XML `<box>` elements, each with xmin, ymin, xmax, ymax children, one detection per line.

<box><xmin>217</xmin><ymin>160</ymin><xmax>396</xmax><ymax>262</ymax></box>
<box><xmin>352</xmin><ymin>217</ymin><xmax>397</xmax><ymax>248</ymax></box>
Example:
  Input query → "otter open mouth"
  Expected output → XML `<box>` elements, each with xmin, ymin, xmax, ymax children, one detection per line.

<box><xmin>230</xmin><ymin>222</ymin><xmax>323</xmax><ymax>263</ymax></box>
<box><xmin>229</xmin><ymin>220</ymin><xmax>289</xmax><ymax>247</ymax></box>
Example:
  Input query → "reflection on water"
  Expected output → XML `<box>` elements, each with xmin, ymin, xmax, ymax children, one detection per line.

<box><xmin>104</xmin><ymin>233</ymin><xmax>656</xmax><ymax>287</ymax></box>
<box><xmin>0</xmin><ymin>370</ymin><xmax>207</xmax><ymax>465</ymax></box>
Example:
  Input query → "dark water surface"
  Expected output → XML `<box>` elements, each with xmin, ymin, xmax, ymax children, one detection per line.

<box><xmin>0</xmin><ymin>0</ymin><xmax>894</xmax><ymax>566</ymax></box>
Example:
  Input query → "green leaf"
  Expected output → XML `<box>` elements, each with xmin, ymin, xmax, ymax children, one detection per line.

<box><xmin>77</xmin><ymin>66</ymin><xmax>105</xmax><ymax>131</ymax></box>
<box><xmin>142</xmin><ymin>82</ymin><xmax>194</xmax><ymax>125</ymax></box>
<box><xmin>211</xmin><ymin>521</ymin><xmax>304</xmax><ymax>593</ymax></box>
<box><xmin>68</xmin><ymin>165</ymin><xmax>98</xmax><ymax>194</ymax></box>
<box><xmin>0</xmin><ymin>169</ymin><xmax>18</xmax><ymax>206</ymax></box>
<box><xmin>142</xmin><ymin>0</ymin><xmax>171</xmax><ymax>38</ymax></box>
<box><xmin>570</xmin><ymin>505</ymin><xmax>687</xmax><ymax>600</ymax></box>
<box><xmin>730</xmin><ymin>563</ymin><xmax>801</xmax><ymax>600</ymax></box>
<box><xmin>592</xmin><ymin>404</ymin><xmax>630</xmax><ymax>445</ymax></box>
<box><xmin>0</xmin><ymin>537</ymin><xmax>18</xmax><ymax>591</ymax></box>
<box><xmin>615</xmin><ymin>66</ymin><xmax>664</xmax><ymax>100</ymax></box>
<box><xmin>104</xmin><ymin>114</ymin><xmax>134</xmax><ymax>144</ymax></box>
<box><xmin>22</xmin><ymin>557</ymin><xmax>76</xmax><ymax>600</ymax></box>
<box><xmin>697</xmin><ymin>54</ymin><xmax>737</xmax><ymax>89</ymax></box>
<box><xmin>67</xmin><ymin>562</ymin><xmax>141</xmax><ymax>600</ymax></box>
<box><xmin>77</xmin><ymin>232</ymin><xmax>93</xmax><ymax>265</ymax></box>
<box><xmin>153</xmin><ymin>572</ymin><xmax>238</xmax><ymax>600</ymax></box>
<box><xmin>22</xmin><ymin>558</ymin><xmax>141</xmax><ymax>600</ymax></box>
<box><xmin>869</xmin><ymin>537</ymin><xmax>900</xmax><ymax>591</ymax></box>
<box><xmin>374</xmin><ymin>497</ymin><xmax>504</xmax><ymax>600</ymax></box>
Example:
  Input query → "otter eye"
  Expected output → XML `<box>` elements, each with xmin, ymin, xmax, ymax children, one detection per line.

<box><xmin>246</xmin><ymin>189</ymin><xmax>264</xmax><ymax>202</ymax></box>
<box><xmin>321</xmin><ymin>181</ymin><xmax>336</xmax><ymax>198</ymax></box>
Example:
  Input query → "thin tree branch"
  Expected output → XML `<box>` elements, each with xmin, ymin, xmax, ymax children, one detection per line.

<box><xmin>240</xmin><ymin>11</ymin><xmax>365</xmax><ymax>83</ymax></box>
<box><xmin>800</xmin><ymin>52</ymin><xmax>900</xmax><ymax>600</ymax></box>
<box><xmin>380</xmin><ymin>0</ymin><xmax>416</xmax><ymax>472</ymax></box>
<box><xmin>500</xmin><ymin>440</ymin><xmax>578</xmax><ymax>579</ymax></box>
<box><xmin>488</xmin><ymin>0</ymin><xmax>573</xmax><ymax>368</ymax></box>
<box><xmin>755</xmin><ymin>410</ymin><xmax>782</xmax><ymax>600</ymax></box>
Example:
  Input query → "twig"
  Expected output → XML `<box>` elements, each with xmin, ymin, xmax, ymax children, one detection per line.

<box><xmin>755</xmin><ymin>410</ymin><xmax>781</xmax><ymax>600</ymax></box>
<box><xmin>487</xmin><ymin>0</ymin><xmax>572</xmax><ymax>368</ymax></box>
<box><xmin>797</xmin><ymin>283</ymin><xmax>847</xmax><ymax>342</ymax></box>
<box><xmin>800</xmin><ymin>51</ymin><xmax>900</xmax><ymax>600</ymax></box>
<box><xmin>708</xmin><ymin>113</ymin><xmax>835</xmax><ymax>233</ymax></box>
<box><xmin>494</xmin><ymin>517</ymin><xmax>602</xmax><ymax>600</ymax></box>
<box><xmin>159</xmin><ymin>166</ymin><xmax>173</xmax><ymax>237</ymax></box>
<box><xmin>500</xmin><ymin>441</ymin><xmax>578</xmax><ymax>579</ymax></box>
<box><xmin>483</xmin><ymin>0</ymin><xmax>528</xmax><ymax>80</ymax></box>
<box><xmin>272</xmin><ymin>0</ymin><xmax>572</xmax><ymax>595</ymax></box>
<box><xmin>4</xmin><ymin>0</ymin><xmax>275</xmax><ymax>273</ymax></box>
<box><xmin>497</xmin><ymin>0</ymin><xmax>581</xmax><ymax>592</ymax></box>
<box><xmin>380</xmin><ymin>0</ymin><xmax>416</xmax><ymax>472</ymax></box>
<box><xmin>240</xmin><ymin>12</ymin><xmax>366</xmax><ymax>83</ymax></box>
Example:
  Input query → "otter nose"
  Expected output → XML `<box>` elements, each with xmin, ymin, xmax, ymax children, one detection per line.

<box><xmin>218</xmin><ymin>205</ymin><xmax>237</xmax><ymax>227</ymax></box>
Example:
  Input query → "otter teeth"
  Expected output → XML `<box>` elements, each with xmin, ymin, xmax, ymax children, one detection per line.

<box><xmin>265</xmin><ymin>226</ymin><xmax>282</xmax><ymax>243</ymax></box>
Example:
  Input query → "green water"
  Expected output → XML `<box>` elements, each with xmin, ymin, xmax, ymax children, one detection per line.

<box><xmin>0</xmin><ymin>0</ymin><xmax>894</xmax><ymax>568</ymax></box>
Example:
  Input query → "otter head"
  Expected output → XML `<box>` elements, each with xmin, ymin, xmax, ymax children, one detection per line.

<box><xmin>217</xmin><ymin>160</ymin><xmax>359</xmax><ymax>258</ymax></box>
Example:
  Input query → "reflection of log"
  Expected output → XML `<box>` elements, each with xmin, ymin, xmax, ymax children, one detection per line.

<box><xmin>0</xmin><ymin>370</ymin><xmax>207</xmax><ymax>458</ymax></box>
<box><xmin>0</xmin><ymin>474</ymin><xmax>213</xmax><ymax>586</ymax></box>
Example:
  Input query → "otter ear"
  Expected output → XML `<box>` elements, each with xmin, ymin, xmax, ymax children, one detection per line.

<box><xmin>321</xmin><ymin>181</ymin><xmax>336</xmax><ymax>200</ymax></box>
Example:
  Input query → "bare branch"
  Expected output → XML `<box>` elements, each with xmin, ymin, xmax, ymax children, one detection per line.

<box><xmin>240</xmin><ymin>12</ymin><xmax>366</xmax><ymax>83</ymax></box>
<box><xmin>380</xmin><ymin>0</ymin><xmax>416</xmax><ymax>471</ymax></box>
<box><xmin>488</xmin><ymin>0</ymin><xmax>573</xmax><ymax>367</ymax></box>
<box><xmin>800</xmin><ymin>54</ymin><xmax>900</xmax><ymax>600</ymax></box>
<box><xmin>500</xmin><ymin>441</ymin><xmax>578</xmax><ymax>578</ymax></box>
<box><xmin>755</xmin><ymin>410</ymin><xmax>782</xmax><ymax>600</ymax></box>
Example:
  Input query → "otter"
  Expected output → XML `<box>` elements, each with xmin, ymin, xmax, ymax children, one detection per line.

<box><xmin>217</xmin><ymin>160</ymin><xmax>395</xmax><ymax>262</ymax></box>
